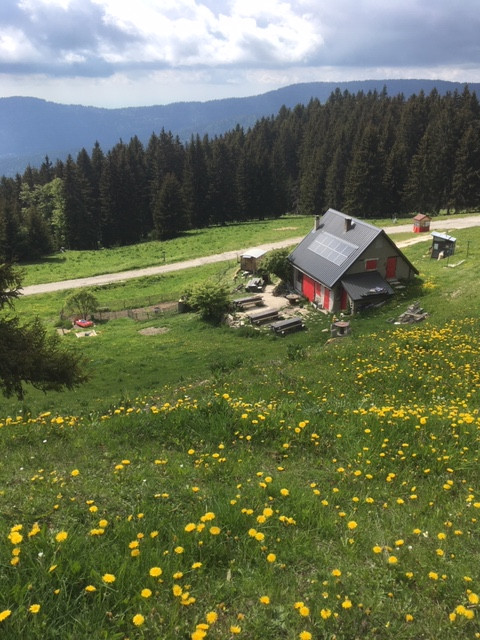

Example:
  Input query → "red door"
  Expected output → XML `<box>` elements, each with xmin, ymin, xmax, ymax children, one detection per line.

<box><xmin>303</xmin><ymin>275</ymin><xmax>315</xmax><ymax>301</ymax></box>
<box><xmin>323</xmin><ymin>287</ymin><xmax>330</xmax><ymax>310</ymax></box>
<box><xmin>386</xmin><ymin>256</ymin><xmax>397</xmax><ymax>279</ymax></box>
<box><xmin>340</xmin><ymin>287</ymin><xmax>348</xmax><ymax>311</ymax></box>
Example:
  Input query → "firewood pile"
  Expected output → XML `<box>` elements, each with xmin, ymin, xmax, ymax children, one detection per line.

<box><xmin>388</xmin><ymin>301</ymin><xmax>428</xmax><ymax>324</ymax></box>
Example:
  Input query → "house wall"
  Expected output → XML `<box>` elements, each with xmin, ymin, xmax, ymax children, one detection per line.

<box><xmin>343</xmin><ymin>237</ymin><xmax>412</xmax><ymax>280</ymax></box>
<box><xmin>292</xmin><ymin>268</ymin><xmax>334</xmax><ymax>311</ymax></box>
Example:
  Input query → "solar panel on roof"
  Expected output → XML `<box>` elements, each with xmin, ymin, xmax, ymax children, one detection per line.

<box><xmin>308</xmin><ymin>232</ymin><xmax>358</xmax><ymax>266</ymax></box>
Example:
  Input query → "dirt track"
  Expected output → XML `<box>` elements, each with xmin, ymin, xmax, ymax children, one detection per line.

<box><xmin>21</xmin><ymin>215</ymin><xmax>480</xmax><ymax>297</ymax></box>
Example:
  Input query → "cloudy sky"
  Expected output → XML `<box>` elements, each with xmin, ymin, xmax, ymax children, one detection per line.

<box><xmin>1</xmin><ymin>0</ymin><xmax>480</xmax><ymax>108</ymax></box>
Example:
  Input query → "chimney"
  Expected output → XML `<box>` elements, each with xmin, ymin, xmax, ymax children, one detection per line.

<box><xmin>313</xmin><ymin>215</ymin><xmax>321</xmax><ymax>231</ymax></box>
<box><xmin>345</xmin><ymin>217</ymin><xmax>354</xmax><ymax>232</ymax></box>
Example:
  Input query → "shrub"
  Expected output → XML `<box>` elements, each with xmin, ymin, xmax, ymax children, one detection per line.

<box><xmin>260</xmin><ymin>248</ymin><xmax>293</xmax><ymax>283</ymax></box>
<box><xmin>188</xmin><ymin>281</ymin><xmax>230</xmax><ymax>324</ymax></box>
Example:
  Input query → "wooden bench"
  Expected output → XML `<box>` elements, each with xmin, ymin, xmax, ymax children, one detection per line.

<box><xmin>247</xmin><ymin>308</ymin><xmax>279</xmax><ymax>325</ymax></box>
<box><xmin>245</xmin><ymin>277</ymin><xmax>264</xmax><ymax>293</ymax></box>
<box><xmin>270</xmin><ymin>317</ymin><xmax>305</xmax><ymax>336</ymax></box>
<box><xmin>233</xmin><ymin>295</ymin><xmax>264</xmax><ymax>310</ymax></box>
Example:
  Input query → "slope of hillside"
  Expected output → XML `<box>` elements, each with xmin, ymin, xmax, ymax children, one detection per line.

<box><xmin>1</xmin><ymin>79</ymin><xmax>478</xmax><ymax>176</ymax></box>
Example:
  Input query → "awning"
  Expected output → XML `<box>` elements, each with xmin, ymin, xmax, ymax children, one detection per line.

<box><xmin>340</xmin><ymin>271</ymin><xmax>394</xmax><ymax>301</ymax></box>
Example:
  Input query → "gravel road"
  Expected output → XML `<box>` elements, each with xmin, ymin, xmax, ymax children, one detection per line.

<box><xmin>21</xmin><ymin>215</ymin><xmax>480</xmax><ymax>297</ymax></box>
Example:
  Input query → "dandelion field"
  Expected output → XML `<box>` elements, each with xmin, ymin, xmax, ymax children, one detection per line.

<box><xmin>1</xmin><ymin>223</ymin><xmax>480</xmax><ymax>638</ymax></box>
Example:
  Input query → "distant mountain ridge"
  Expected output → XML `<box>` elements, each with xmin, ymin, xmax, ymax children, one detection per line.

<box><xmin>1</xmin><ymin>79</ymin><xmax>479</xmax><ymax>176</ymax></box>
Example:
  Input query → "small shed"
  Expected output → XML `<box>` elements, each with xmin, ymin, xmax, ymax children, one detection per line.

<box><xmin>240</xmin><ymin>248</ymin><xmax>267</xmax><ymax>273</ymax></box>
<box><xmin>413</xmin><ymin>214</ymin><xmax>431</xmax><ymax>233</ymax></box>
<box><xmin>430</xmin><ymin>232</ymin><xmax>456</xmax><ymax>259</ymax></box>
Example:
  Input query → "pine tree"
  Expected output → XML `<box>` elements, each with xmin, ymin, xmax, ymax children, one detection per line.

<box><xmin>152</xmin><ymin>173</ymin><xmax>188</xmax><ymax>240</ymax></box>
<box><xmin>0</xmin><ymin>264</ymin><xmax>87</xmax><ymax>398</ymax></box>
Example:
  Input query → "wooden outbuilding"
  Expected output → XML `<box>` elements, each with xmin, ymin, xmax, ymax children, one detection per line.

<box><xmin>430</xmin><ymin>232</ymin><xmax>456</xmax><ymax>259</ymax></box>
<box><xmin>412</xmin><ymin>214</ymin><xmax>431</xmax><ymax>233</ymax></box>
<box><xmin>240</xmin><ymin>248</ymin><xmax>266</xmax><ymax>273</ymax></box>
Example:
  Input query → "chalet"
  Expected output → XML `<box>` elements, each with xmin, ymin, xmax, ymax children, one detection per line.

<box><xmin>288</xmin><ymin>209</ymin><xmax>418</xmax><ymax>313</ymax></box>
<box><xmin>412</xmin><ymin>213</ymin><xmax>431</xmax><ymax>233</ymax></box>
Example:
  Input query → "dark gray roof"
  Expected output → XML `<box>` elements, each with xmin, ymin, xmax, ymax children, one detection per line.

<box><xmin>289</xmin><ymin>208</ymin><xmax>418</xmax><ymax>286</ymax></box>
<box><xmin>289</xmin><ymin>209</ymin><xmax>381</xmax><ymax>287</ymax></box>
<box><xmin>341</xmin><ymin>271</ymin><xmax>394</xmax><ymax>301</ymax></box>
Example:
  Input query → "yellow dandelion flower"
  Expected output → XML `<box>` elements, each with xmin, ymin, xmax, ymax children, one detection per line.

<box><xmin>342</xmin><ymin>599</ymin><xmax>353</xmax><ymax>609</ymax></box>
<box><xmin>299</xmin><ymin>606</ymin><xmax>310</xmax><ymax>617</ymax></box>
<box><xmin>405</xmin><ymin>614</ymin><xmax>414</xmax><ymax>622</ymax></box>
<box><xmin>0</xmin><ymin>610</ymin><xmax>12</xmax><ymax>622</ymax></box>
<box><xmin>331</xmin><ymin>569</ymin><xmax>342</xmax><ymax>577</ymax></box>
<box><xmin>259</xmin><ymin>596</ymin><xmax>270</xmax><ymax>605</ymax></box>
<box><xmin>230</xmin><ymin>625</ymin><xmax>241</xmax><ymax>634</ymax></box>
<box><xmin>85</xmin><ymin>585</ymin><xmax>96</xmax><ymax>593</ymax></box>
<box><xmin>299</xmin><ymin>632</ymin><xmax>312</xmax><ymax>640</ymax></box>
<box><xmin>102</xmin><ymin>573</ymin><xmax>116</xmax><ymax>583</ymax></box>
<box><xmin>29</xmin><ymin>604</ymin><xmax>40</xmax><ymax>614</ymax></box>
<box><xmin>132</xmin><ymin>614</ymin><xmax>145</xmax><ymax>626</ymax></box>
<box><xmin>320</xmin><ymin>608</ymin><xmax>332</xmax><ymax>619</ymax></box>
<box><xmin>8</xmin><ymin>531</ymin><xmax>23</xmax><ymax>545</ymax></box>
<box><xmin>174</xmin><ymin>546</ymin><xmax>184</xmax><ymax>554</ymax></box>
<box><xmin>347</xmin><ymin>521</ymin><xmax>357</xmax><ymax>530</ymax></box>
<box><xmin>185</xmin><ymin>523</ymin><xmax>196</xmax><ymax>532</ymax></box>
<box><xmin>141</xmin><ymin>588</ymin><xmax>152</xmax><ymax>598</ymax></box>
<box><xmin>55</xmin><ymin>531</ymin><xmax>68</xmax><ymax>543</ymax></box>
<box><xmin>200</xmin><ymin>512</ymin><xmax>215</xmax><ymax>522</ymax></box>
<box><xmin>280</xmin><ymin>488</ymin><xmax>289</xmax><ymax>496</ymax></box>
<box><xmin>266</xmin><ymin>553</ymin><xmax>276</xmax><ymax>563</ymax></box>
<box><xmin>149</xmin><ymin>567</ymin><xmax>162</xmax><ymax>577</ymax></box>
<box><xmin>209</xmin><ymin>526</ymin><xmax>221</xmax><ymax>535</ymax></box>
<box><xmin>372</xmin><ymin>545</ymin><xmax>382</xmax><ymax>554</ymax></box>
<box><xmin>206</xmin><ymin>611</ymin><xmax>218</xmax><ymax>624</ymax></box>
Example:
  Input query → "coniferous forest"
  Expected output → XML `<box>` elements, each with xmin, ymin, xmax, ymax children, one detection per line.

<box><xmin>1</xmin><ymin>86</ymin><xmax>480</xmax><ymax>261</ymax></box>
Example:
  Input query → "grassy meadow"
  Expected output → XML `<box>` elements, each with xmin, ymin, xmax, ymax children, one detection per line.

<box><xmin>1</xmin><ymin>217</ymin><xmax>480</xmax><ymax>638</ymax></box>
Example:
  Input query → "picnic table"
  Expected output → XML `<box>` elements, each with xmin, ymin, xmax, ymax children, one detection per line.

<box><xmin>233</xmin><ymin>295</ymin><xmax>264</xmax><ymax>310</ymax></box>
<box><xmin>270</xmin><ymin>317</ymin><xmax>305</xmax><ymax>336</ymax></box>
<box><xmin>245</xmin><ymin>277</ymin><xmax>264</xmax><ymax>293</ymax></box>
<box><xmin>247</xmin><ymin>308</ymin><xmax>279</xmax><ymax>325</ymax></box>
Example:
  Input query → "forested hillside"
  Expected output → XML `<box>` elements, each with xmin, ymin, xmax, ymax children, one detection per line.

<box><xmin>1</xmin><ymin>86</ymin><xmax>480</xmax><ymax>261</ymax></box>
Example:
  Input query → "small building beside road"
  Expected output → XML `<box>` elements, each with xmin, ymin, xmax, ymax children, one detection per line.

<box><xmin>240</xmin><ymin>248</ymin><xmax>267</xmax><ymax>273</ymax></box>
<box><xmin>413</xmin><ymin>214</ymin><xmax>432</xmax><ymax>233</ymax></box>
<box><xmin>430</xmin><ymin>232</ymin><xmax>456</xmax><ymax>259</ymax></box>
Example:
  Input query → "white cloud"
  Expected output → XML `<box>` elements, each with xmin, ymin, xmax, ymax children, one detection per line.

<box><xmin>94</xmin><ymin>0</ymin><xmax>322</xmax><ymax>67</ymax></box>
<box><xmin>1</xmin><ymin>0</ymin><xmax>480</xmax><ymax>106</ymax></box>
<box><xmin>0</xmin><ymin>27</ymin><xmax>40</xmax><ymax>62</ymax></box>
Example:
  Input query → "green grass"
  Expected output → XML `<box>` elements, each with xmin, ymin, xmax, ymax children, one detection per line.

<box><xmin>20</xmin><ymin>215</ymin><xmax>313</xmax><ymax>286</ymax></box>
<box><xmin>19</xmin><ymin>211</ymin><xmax>479</xmax><ymax>288</ymax></box>
<box><xmin>1</xmin><ymin>216</ymin><xmax>480</xmax><ymax>639</ymax></box>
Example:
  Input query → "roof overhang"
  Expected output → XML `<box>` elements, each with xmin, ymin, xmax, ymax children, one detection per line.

<box><xmin>431</xmin><ymin>232</ymin><xmax>456</xmax><ymax>242</ymax></box>
<box><xmin>341</xmin><ymin>271</ymin><xmax>394</xmax><ymax>302</ymax></box>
